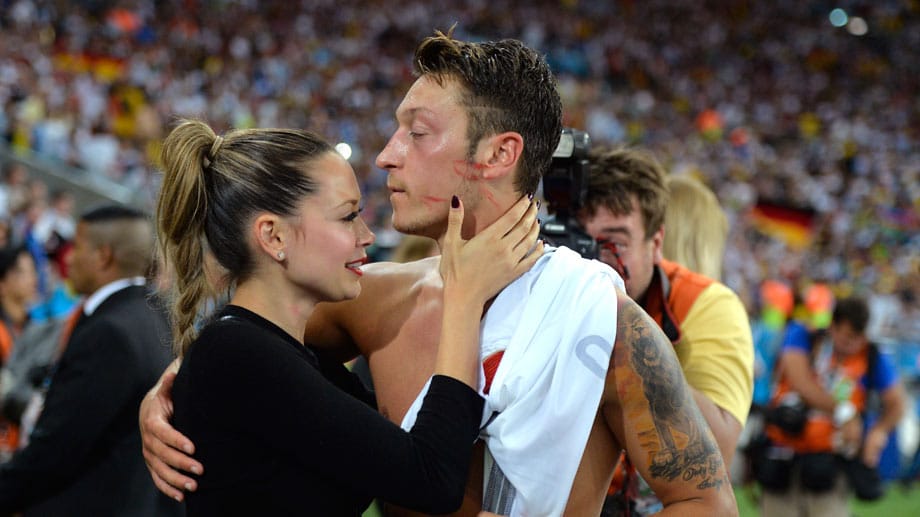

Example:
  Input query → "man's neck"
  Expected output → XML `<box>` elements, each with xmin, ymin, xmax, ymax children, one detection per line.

<box><xmin>83</xmin><ymin>276</ymin><xmax>147</xmax><ymax>315</ymax></box>
<box><xmin>435</xmin><ymin>189</ymin><xmax>521</xmax><ymax>250</ymax></box>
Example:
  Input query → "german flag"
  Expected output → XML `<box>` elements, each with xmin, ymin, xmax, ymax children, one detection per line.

<box><xmin>749</xmin><ymin>200</ymin><xmax>815</xmax><ymax>249</ymax></box>
<box><xmin>53</xmin><ymin>53</ymin><xmax>126</xmax><ymax>82</ymax></box>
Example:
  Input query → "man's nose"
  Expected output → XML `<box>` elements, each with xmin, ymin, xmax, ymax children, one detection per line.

<box><xmin>376</xmin><ymin>131</ymin><xmax>408</xmax><ymax>171</ymax></box>
<box><xmin>375</xmin><ymin>136</ymin><xmax>398</xmax><ymax>170</ymax></box>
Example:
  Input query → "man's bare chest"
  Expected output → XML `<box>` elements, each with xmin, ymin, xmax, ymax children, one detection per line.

<box><xmin>359</xmin><ymin>286</ymin><xmax>445</xmax><ymax>422</ymax></box>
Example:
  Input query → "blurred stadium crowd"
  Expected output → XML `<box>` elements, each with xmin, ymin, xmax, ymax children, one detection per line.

<box><xmin>0</xmin><ymin>0</ymin><xmax>918</xmax><ymax>396</ymax></box>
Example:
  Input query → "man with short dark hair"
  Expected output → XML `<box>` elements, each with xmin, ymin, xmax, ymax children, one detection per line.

<box><xmin>761</xmin><ymin>296</ymin><xmax>906</xmax><ymax>516</ymax></box>
<box><xmin>0</xmin><ymin>206</ymin><xmax>183</xmax><ymax>516</ymax></box>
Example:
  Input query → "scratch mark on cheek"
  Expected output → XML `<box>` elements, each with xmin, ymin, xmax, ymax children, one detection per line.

<box><xmin>452</xmin><ymin>160</ymin><xmax>486</xmax><ymax>181</ymax></box>
<box><xmin>422</xmin><ymin>195</ymin><xmax>449</xmax><ymax>208</ymax></box>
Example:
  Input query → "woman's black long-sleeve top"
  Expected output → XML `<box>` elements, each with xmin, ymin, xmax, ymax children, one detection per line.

<box><xmin>173</xmin><ymin>305</ymin><xmax>483</xmax><ymax>516</ymax></box>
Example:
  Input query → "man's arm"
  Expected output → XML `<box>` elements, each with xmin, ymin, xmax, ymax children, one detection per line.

<box><xmin>690</xmin><ymin>391</ymin><xmax>743</xmax><ymax>466</ymax></box>
<box><xmin>862</xmin><ymin>381</ymin><xmax>906</xmax><ymax>467</ymax></box>
<box><xmin>778</xmin><ymin>350</ymin><xmax>837</xmax><ymax>412</ymax></box>
<box><xmin>139</xmin><ymin>359</ymin><xmax>202</xmax><ymax>501</ymax></box>
<box><xmin>675</xmin><ymin>283</ymin><xmax>753</xmax><ymax>466</ymax></box>
<box><xmin>604</xmin><ymin>292</ymin><xmax>737</xmax><ymax>516</ymax></box>
<box><xmin>303</xmin><ymin>298</ymin><xmax>362</xmax><ymax>362</ymax></box>
<box><xmin>771</xmin><ymin>342</ymin><xmax>869</xmax><ymax>454</ymax></box>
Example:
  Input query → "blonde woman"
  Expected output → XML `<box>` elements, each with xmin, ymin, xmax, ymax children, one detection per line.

<box><xmin>662</xmin><ymin>174</ymin><xmax>728</xmax><ymax>280</ymax></box>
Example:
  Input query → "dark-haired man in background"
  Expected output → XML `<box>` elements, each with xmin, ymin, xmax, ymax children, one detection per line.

<box><xmin>0</xmin><ymin>206</ymin><xmax>182</xmax><ymax>516</ymax></box>
<box><xmin>761</xmin><ymin>296</ymin><xmax>905</xmax><ymax>516</ymax></box>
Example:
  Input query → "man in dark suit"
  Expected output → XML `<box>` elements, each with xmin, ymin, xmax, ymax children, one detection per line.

<box><xmin>0</xmin><ymin>205</ymin><xmax>183</xmax><ymax>516</ymax></box>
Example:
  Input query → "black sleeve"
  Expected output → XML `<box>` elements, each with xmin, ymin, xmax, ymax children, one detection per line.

<box><xmin>0</xmin><ymin>321</ymin><xmax>139</xmax><ymax>511</ymax></box>
<box><xmin>193</xmin><ymin>326</ymin><xmax>483</xmax><ymax>514</ymax></box>
<box><xmin>312</xmin><ymin>346</ymin><xmax>377</xmax><ymax>410</ymax></box>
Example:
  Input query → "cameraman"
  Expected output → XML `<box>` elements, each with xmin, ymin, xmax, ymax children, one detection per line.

<box><xmin>572</xmin><ymin>146</ymin><xmax>754</xmax><ymax>516</ymax></box>
<box><xmin>761</xmin><ymin>296</ymin><xmax>906</xmax><ymax>516</ymax></box>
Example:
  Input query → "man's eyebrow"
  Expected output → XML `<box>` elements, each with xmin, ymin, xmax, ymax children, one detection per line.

<box><xmin>396</xmin><ymin>106</ymin><xmax>434</xmax><ymax>121</ymax></box>
<box><xmin>599</xmin><ymin>226</ymin><xmax>631</xmax><ymax>237</ymax></box>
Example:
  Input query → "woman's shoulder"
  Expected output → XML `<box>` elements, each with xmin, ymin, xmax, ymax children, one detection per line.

<box><xmin>191</xmin><ymin>311</ymin><xmax>294</xmax><ymax>361</ymax></box>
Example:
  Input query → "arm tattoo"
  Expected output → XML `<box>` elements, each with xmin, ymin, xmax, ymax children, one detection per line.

<box><xmin>618</xmin><ymin>301</ymin><xmax>726</xmax><ymax>490</ymax></box>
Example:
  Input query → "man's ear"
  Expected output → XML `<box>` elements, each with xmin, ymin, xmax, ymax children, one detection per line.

<box><xmin>651</xmin><ymin>226</ymin><xmax>664</xmax><ymax>263</ymax></box>
<box><xmin>253</xmin><ymin>213</ymin><xmax>286</xmax><ymax>261</ymax></box>
<box><xmin>480</xmin><ymin>131</ymin><xmax>523</xmax><ymax>180</ymax></box>
<box><xmin>97</xmin><ymin>244</ymin><xmax>115</xmax><ymax>270</ymax></box>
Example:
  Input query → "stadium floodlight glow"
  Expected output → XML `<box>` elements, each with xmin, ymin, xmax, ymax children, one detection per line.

<box><xmin>829</xmin><ymin>8</ymin><xmax>848</xmax><ymax>28</ymax></box>
<box><xmin>847</xmin><ymin>16</ymin><xmax>868</xmax><ymax>36</ymax></box>
<box><xmin>335</xmin><ymin>142</ymin><xmax>353</xmax><ymax>161</ymax></box>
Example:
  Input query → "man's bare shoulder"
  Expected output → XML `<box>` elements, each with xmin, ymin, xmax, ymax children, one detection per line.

<box><xmin>315</xmin><ymin>257</ymin><xmax>440</xmax><ymax>313</ymax></box>
<box><xmin>360</xmin><ymin>256</ymin><xmax>441</xmax><ymax>301</ymax></box>
<box><xmin>361</xmin><ymin>256</ymin><xmax>441</xmax><ymax>290</ymax></box>
<box><xmin>305</xmin><ymin>257</ymin><xmax>441</xmax><ymax>355</ymax></box>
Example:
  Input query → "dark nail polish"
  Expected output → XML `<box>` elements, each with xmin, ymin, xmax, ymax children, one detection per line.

<box><xmin>527</xmin><ymin>192</ymin><xmax>534</xmax><ymax>201</ymax></box>
<box><xmin>451</xmin><ymin>195</ymin><xmax>459</xmax><ymax>208</ymax></box>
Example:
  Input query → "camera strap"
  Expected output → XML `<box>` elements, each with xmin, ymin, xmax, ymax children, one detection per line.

<box><xmin>641</xmin><ymin>264</ymin><xmax>681</xmax><ymax>345</ymax></box>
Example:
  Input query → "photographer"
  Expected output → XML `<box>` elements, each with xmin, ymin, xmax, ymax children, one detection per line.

<box><xmin>552</xmin><ymin>145</ymin><xmax>754</xmax><ymax>516</ymax></box>
<box><xmin>759</xmin><ymin>296</ymin><xmax>906</xmax><ymax>516</ymax></box>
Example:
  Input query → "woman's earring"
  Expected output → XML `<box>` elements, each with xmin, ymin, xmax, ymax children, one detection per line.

<box><xmin>277</xmin><ymin>250</ymin><xmax>285</xmax><ymax>261</ymax></box>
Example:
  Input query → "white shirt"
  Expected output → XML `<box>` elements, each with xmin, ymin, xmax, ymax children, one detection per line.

<box><xmin>83</xmin><ymin>276</ymin><xmax>147</xmax><ymax>316</ymax></box>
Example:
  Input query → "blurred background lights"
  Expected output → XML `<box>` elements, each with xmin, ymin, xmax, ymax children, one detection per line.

<box><xmin>848</xmin><ymin>16</ymin><xmax>868</xmax><ymax>36</ymax></box>
<box><xmin>335</xmin><ymin>142</ymin><xmax>353</xmax><ymax>161</ymax></box>
<box><xmin>829</xmin><ymin>8</ymin><xmax>848</xmax><ymax>28</ymax></box>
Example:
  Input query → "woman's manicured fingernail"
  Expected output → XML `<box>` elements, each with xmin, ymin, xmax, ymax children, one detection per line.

<box><xmin>451</xmin><ymin>195</ymin><xmax>459</xmax><ymax>208</ymax></box>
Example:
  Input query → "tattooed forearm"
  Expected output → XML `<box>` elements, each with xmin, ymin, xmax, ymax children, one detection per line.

<box><xmin>617</xmin><ymin>300</ymin><xmax>726</xmax><ymax>490</ymax></box>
